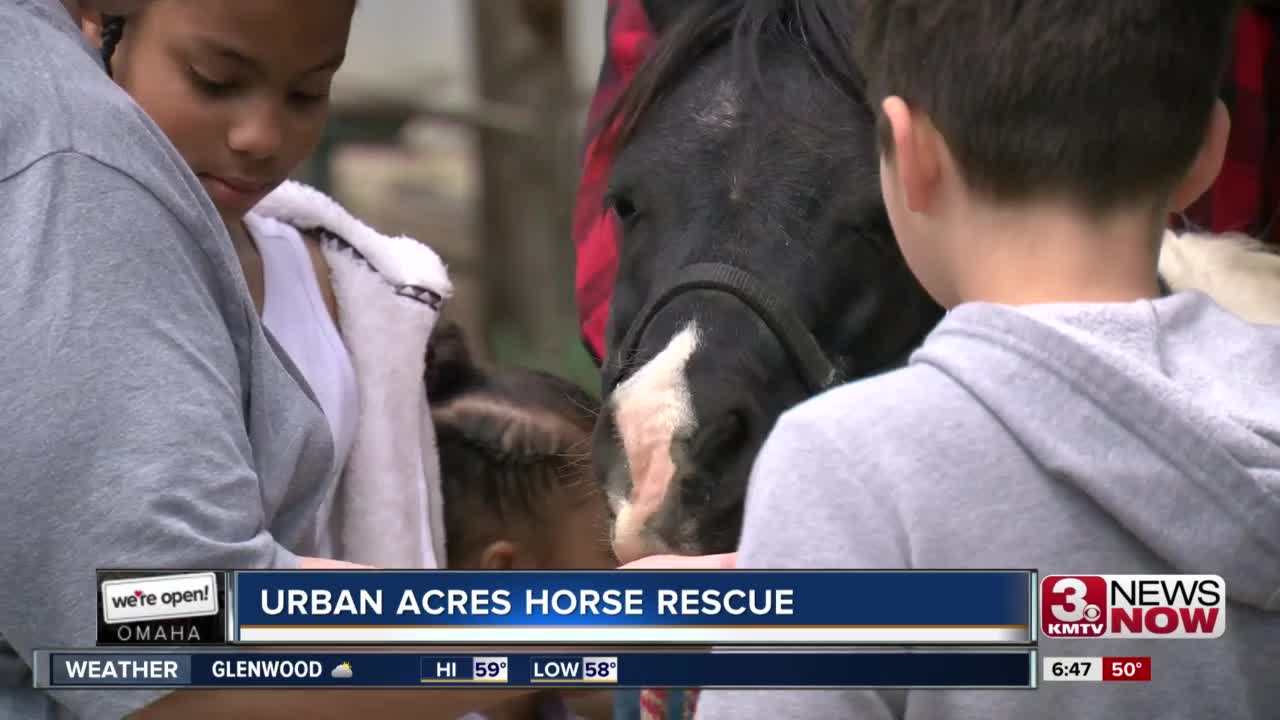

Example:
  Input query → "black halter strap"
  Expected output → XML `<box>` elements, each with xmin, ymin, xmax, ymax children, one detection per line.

<box><xmin>603</xmin><ymin>262</ymin><xmax>844</xmax><ymax>394</ymax></box>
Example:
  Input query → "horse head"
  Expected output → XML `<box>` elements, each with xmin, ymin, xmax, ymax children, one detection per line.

<box><xmin>593</xmin><ymin>0</ymin><xmax>944</xmax><ymax>562</ymax></box>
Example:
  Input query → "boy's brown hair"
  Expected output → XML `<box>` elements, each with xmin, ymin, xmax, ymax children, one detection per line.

<box><xmin>855</xmin><ymin>0</ymin><xmax>1241</xmax><ymax>213</ymax></box>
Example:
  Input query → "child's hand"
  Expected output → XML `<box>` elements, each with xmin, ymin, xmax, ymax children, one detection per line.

<box><xmin>619</xmin><ymin>552</ymin><xmax>737</xmax><ymax>570</ymax></box>
<box><xmin>299</xmin><ymin>556</ymin><xmax>372</xmax><ymax>570</ymax></box>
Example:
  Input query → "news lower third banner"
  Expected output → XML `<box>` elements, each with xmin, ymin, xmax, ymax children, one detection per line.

<box><xmin>231</xmin><ymin>570</ymin><xmax>1034</xmax><ymax>645</ymax></box>
<box><xmin>95</xmin><ymin>569</ymin><xmax>1034</xmax><ymax>646</ymax></box>
<box><xmin>34</xmin><ymin>649</ymin><xmax>1038</xmax><ymax>689</ymax></box>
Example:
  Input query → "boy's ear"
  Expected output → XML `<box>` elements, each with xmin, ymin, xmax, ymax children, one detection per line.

<box><xmin>881</xmin><ymin>96</ymin><xmax>942</xmax><ymax>214</ymax></box>
<box><xmin>1170</xmin><ymin>99</ymin><xmax>1231</xmax><ymax>212</ymax></box>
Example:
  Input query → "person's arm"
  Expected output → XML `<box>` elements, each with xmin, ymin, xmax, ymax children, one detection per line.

<box><xmin>0</xmin><ymin>151</ymin><xmax>303</xmax><ymax>719</ymax></box>
<box><xmin>0</xmin><ymin>153</ymin><xmax>537</xmax><ymax>720</ymax></box>
<box><xmin>620</xmin><ymin>553</ymin><xmax>736</xmax><ymax>569</ymax></box>
<box><xmin>133</xmin><ymin>689</ymin><xmax>530</xmax><ymax>720</ymax></box>
<box><xmin>299</xmin><ymin>557</ymin><xmax>368</xmax><ymax>569</ymax></box>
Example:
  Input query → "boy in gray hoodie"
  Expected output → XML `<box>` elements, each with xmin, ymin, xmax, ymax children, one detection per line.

<box><xmin>695</xmin><ymin>1</ymin><xmax>1280</xmax><ymax>718</ymax></box>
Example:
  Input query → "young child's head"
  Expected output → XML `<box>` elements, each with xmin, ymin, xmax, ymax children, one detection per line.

<box><xmin>856</xmin><ymin>1</ymin><xmax>1239</xmax><ymax>307</ymax></box>
<box><xmin>427</xmin><ymin>324</ymin><xmax>614</xmax><ymax>571</ymax></box>
<box><xmin>83</xmin><ymin>0</ymin><xmax>355</xmax><ymax>226</ymax></box>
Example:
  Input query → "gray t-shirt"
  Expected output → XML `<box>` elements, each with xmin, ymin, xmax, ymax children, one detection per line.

<box><xmin>0</xmin><ymin>2</ymin><xmax>336</xmax><ymax>718</ymax></box>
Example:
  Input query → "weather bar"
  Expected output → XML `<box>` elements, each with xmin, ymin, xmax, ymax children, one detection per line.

<box><xmin>1041</xmin><ymin>656</ymin><xmax>1151</xmax><ymax>682</ymax></box>
<box><xmin>34</xmin><ymin>649</ymin><xmax>1035</xmax><ymax>689</ymax></box>
<box><xmin>420</xmin><ymin>656</ymin><xmax>510</xmax><ymax>683</ymax></box>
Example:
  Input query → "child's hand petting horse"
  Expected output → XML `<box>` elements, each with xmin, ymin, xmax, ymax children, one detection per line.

<box><xmin>620</xmin><ymin>553</ymin><xmax>737</xmax><ymax>570</ymax></box>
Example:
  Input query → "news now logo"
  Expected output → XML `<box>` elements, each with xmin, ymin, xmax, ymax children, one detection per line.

<box><xmin>100</xmin><ymin>572</ymin><xmax>219</xmax><ymax>625</ymax></box>
<box><xmin>1041</xmin><ymin>575</ymin><xmax>1225</xmax><ymax>639</ymax></box>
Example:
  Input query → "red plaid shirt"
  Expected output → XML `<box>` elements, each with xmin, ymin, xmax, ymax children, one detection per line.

<box><xmin>574</xmin><ymin>4</ymin><xmax>1280</xmax><ymax>363</ymax></box>
<box><xmin>1174</xmin><ymin>5</ymin><xmax>1280</xmax><ymax>244</ymax></box>
<box><xmin>572</xmin><ymin>0</ymin><xmax>654</xmax><ymax>364</ymax></box>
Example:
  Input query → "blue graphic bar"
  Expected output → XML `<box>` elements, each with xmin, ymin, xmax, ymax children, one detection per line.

<box><xmin>36</xmin><ymin>649</ymin><xmax>1037</xmax><ymax>689</ymax></box>
<box><xmin>232</xmin><ymin>570</ymin><xmax>1035</xmax><ymax>645</ymax></box>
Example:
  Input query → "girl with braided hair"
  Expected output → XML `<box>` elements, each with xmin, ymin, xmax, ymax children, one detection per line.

<box><xmin>428</xmin><ymin>322</ymin><xmax>615</xmax><ymax>720</ymax></box>
<box><xmin>82</xmin><ymin>1</ymin><xmax>454</xmax><ymax>572</ymax></box>
<box><xmin>428</xmin><ymin>322</ymin><xmax>613</xmax><ymax>573</ymax></box>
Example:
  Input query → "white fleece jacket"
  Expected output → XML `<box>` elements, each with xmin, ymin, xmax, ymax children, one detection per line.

<box><xmin>249</xmin><ymin>180</ymin><xmax>453</xmax><ymax>569</ymax></box>
<box><xmin>1159</xmin><ymin>229</ymin><xmax>1280</xmax><ymax>325</ymax></box>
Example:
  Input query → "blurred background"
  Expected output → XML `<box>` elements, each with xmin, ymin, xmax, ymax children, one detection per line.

<box><xmin>293</xmin><ymin>0</ymin><xmax>608</xmax><ymax>393</ymax></box>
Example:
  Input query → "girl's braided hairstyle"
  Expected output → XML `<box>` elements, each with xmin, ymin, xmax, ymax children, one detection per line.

<box><xmin>99</xmin><ymin>15</ymin><xmax>126</xmax><ymax>78</ymax></box>
<box><xmin>426</xmin><ymin>322</ymin><xmax>600</xmax><ymax>566</ymax></box>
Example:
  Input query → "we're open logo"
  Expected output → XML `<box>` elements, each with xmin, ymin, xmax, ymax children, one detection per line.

<box><xmin>100</xmin><ymin>572</ymin><xmax>219</xmax><ymax>625</ymax></box>
<box><xmin>1041</xmin><ymin>575</ymin><xmax>1225</xmax><ymax>639</ymax></box>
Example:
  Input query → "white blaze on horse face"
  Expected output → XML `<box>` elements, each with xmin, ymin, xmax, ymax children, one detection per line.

<box><xmin>609</xmin><ymin>322</ymin><xmax>700</xmax><ymax>562</ymax></box>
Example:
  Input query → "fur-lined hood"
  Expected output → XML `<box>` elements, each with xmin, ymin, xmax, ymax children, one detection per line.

<box><xmin>254</xmin><ymin>181</ymin><xmax>452</xmax><ymax>308</ymax></box>
<box><xmin>250</xmin><ymin>180</ymin><xmax>453</xmax><ymax>569</ymax></box>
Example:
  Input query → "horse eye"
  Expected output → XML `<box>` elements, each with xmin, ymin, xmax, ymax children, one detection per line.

<box><xmin>608</xmin><ymin>193</ymin><xmax>639</xmax><ymax>224</ymax></box>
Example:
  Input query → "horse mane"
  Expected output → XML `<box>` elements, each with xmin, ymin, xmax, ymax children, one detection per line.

<box><xmin>600</xmin><ymin>0</ymin><xmax>868</xmax><ymax>157</ymax></box>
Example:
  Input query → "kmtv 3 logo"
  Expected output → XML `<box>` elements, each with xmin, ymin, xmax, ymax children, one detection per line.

<box><xmin>1041</xmin><ymin>575</ymin><xmax>1225</xmax><ymax>639</ymax></box>
<box><xmin>100</xmin><ymin>572</ymin><xmax>219</xmax><ymax>625</ymax></box>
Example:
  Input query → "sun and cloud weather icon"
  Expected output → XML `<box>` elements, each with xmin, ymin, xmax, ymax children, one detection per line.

<box><xmin>331</xmin><ymin>662</ymin><xmax>353</xmax><ymax>679</ymax></box>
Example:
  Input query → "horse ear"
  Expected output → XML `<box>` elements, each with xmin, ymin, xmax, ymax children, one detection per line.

<box><xmin>642</xmin><ymin>0</ymin><xmax>694</xmax><ymax>34</ymax></box>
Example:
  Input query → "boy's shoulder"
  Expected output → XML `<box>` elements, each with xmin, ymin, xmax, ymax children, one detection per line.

<box><xmin>788</xmin><ymin>362</ymin><xmax>962</xmax><ymax>428</ymax></box>
<box><xmin>782</xmin><ymin>291</ymin><xmax>1280</xmax><ymax>509</ymax></box>
<box><xmin>776</xmin><ymin>359</ymin><xmax>1001</xmax><ymax>472</ymax></box>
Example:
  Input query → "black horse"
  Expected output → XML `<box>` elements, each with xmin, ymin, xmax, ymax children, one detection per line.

<box><xmin>591</xmin><ymin>0</ymin><xmax>944</xmax><ymax>562</ymax></box>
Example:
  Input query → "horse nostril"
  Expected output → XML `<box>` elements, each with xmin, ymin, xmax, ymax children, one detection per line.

<box><xmin>678</xmin><ymin>409</ymin><xmax>757</xmax><ymax>517</ymax></box>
